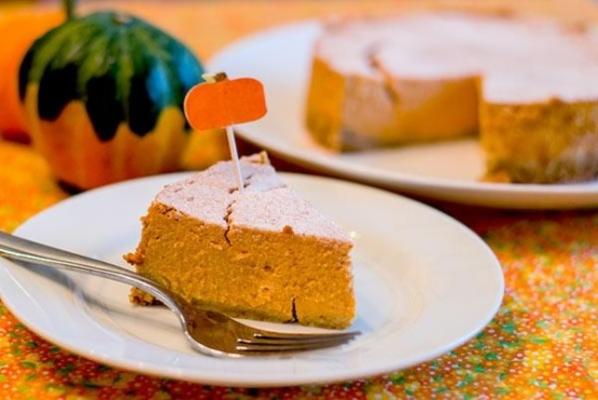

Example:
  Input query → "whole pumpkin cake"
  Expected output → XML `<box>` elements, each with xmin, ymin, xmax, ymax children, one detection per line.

<box><xmin>126</xmin><ymin>152</ymin><xmax>356</xmax><ymax>329</ymax></box>
<box><xmin>306</xmin><ymin>11</ymin><xmax>598</xmax><ymax>183</ymax></box>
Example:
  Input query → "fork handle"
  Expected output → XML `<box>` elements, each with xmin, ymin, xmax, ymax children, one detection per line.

<box><xmin>0</xmin><ymin>230</ymin><xmax>128</xmax><ymax>273</ymax></box>
<box><xmin>0</xmin><ymin>231</ymin><xmax>180</xmax><ymax>314</ymax></box>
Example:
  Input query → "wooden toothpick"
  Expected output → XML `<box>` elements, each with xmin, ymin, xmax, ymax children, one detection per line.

<box><xmin>225</xmin><ymin>125</ymin><xmax>244</xmax><ymax>192</ymax></box>
<box><xmin>202</xmin><ymin>72</ymin><xmax>244</xmax><ymax>192</ymax></box>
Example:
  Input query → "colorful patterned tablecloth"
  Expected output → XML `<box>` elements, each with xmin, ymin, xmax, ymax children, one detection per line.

<box><xmin>1</xmin><ymin>1</ymin><xmax>597</xmax><ymax>399</ymax></box>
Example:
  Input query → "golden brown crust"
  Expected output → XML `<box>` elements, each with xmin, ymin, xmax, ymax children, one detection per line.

<box><xmin>129</xmin><ymin>287</ymin><xmax>160</xmax><ymax>306</ymax></box>
<box><xmin>123</xmin><ymin>251</ymin><xmax>143</xmax><ymax>266</ymax></box>
<box><xmin>481</xmin><ymin>99</ymin><xmax>598</xmax><ymax>183</ymax></box>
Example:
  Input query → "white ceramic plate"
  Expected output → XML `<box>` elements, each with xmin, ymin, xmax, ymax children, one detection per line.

<box><xmin>208</xmin><ymin>21</ymin><xmax>598</xmax><ymax>209</ymax></box>
<box><xmin>0</xmin><ymin>173</ymin><xmax>503</xmax><ymax>387</ymax></box>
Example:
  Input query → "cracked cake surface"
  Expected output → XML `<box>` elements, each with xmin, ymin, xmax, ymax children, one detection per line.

<box><xmin>126</xmin><ymin>152</ymin><xmax>356</xmax><ymax>329</ymax></box>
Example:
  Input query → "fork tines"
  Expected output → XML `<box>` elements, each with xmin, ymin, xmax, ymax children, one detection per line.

<box><xmin>236</xmin><ymin>331</ymin><xmax>360</xmax><ymax>352</ymax></box>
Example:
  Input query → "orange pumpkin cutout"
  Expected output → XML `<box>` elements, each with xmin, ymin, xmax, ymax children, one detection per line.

<box><xmin>184</xmin><ymin>77</ymin><xmax>267</xmax><ymax>131</ymax></box>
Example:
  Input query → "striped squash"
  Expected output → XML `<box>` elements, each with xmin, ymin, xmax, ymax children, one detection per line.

<box><xmin>19</xmin><ymin>8</ymin><xmax>204</xmax><ymax>189</ymax></box>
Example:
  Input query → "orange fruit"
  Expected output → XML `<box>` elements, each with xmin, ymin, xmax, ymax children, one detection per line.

<box><xmin>0</xmin><ymin>6</ymin><xmax>63</xmax><ymax>141</ymax></box>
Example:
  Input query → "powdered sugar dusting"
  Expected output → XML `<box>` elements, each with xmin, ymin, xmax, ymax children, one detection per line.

<box><xmin>154</xmin><ymin>153</ymin><xmax>351</xmax><ymax>243</ymax></box>
<box><xmin>156</xmin><ymin>185</ymin><xmax>230</xmax><ymax>227</ymax></box>
<box><xmin>318</xmin><ymin>12</ymin><xmax>598</xmax><ymax>103</ymax></box>
<box><xmin>230</xmin><ymin>187</ymin><xmax>350</xmax><ymax>242</ymax></box>
<box><xmin>155</xmin><ymin>153</ymin><xmax>272</xmax><ymax>226</ymax></box>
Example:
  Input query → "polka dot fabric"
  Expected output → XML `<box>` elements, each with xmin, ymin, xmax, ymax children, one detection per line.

<box><xmin>1</xmin><ymin>1</ymin><xmax>598</xmax><ymax>398</ymax></box>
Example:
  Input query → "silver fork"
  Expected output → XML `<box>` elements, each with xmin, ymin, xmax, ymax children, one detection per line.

<box><xmin>0</xmin><ymin>232</ymin><xmax>359</xmax><ymax>357</ymax></box>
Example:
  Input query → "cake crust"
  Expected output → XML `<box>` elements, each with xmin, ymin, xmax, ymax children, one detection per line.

<box><xmin>481</xmin><ymin>98</ymin><xmax>598</xmax><ymax>183</ymax></box>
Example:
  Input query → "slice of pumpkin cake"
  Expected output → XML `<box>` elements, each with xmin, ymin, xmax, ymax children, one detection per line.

<box><xmin>125</xmin><ymin>152</ymin><xmax>355</xmax><ymax>329</ymax></box>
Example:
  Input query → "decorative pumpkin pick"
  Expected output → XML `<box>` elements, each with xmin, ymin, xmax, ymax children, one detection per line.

<box><xmin>19</xmin><ymin>0</ymin><xmax>204</xmax><ymax>189</ymax></box>
<box><xmin>184</xmin><ymin>72</ymin><xmax>267</xmax><ymax>191</ymax></box>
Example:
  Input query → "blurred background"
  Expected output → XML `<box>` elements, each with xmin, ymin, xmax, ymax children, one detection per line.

<box><xmin>1</xmin><ymin>0</ymin><xmax>598</xmax><ymax>211</ymax></box>
<box><xmin>2</xmin><ymin>0</ymin><xmax>597</xmax><ymax>192</ymax></box>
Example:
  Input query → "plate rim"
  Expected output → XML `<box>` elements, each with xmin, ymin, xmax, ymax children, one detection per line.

<box><xmin>207</xmin><ymin>20</ymin><xmax>598</xmax><ymax>209</ymax></box>
<box><xmin>0</xmin><ymin>172</ymin><xmax>504</xmax><ymax>387</ymax></box>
